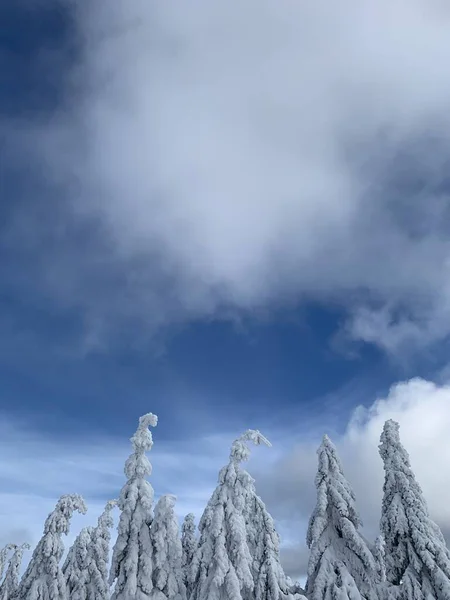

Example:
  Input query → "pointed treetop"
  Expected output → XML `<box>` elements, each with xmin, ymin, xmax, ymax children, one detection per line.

<box><xmin>130</xmin><ymin>412</ymin><xmax>158</xmax><ymax>451</ymax></box>
<box><xmin>125</xmin><ymin>412</ymin><xmax>158</xmax><ymax>480</ymax></box>
<box><xmin>97</xmin><ymin>499</ymin><xmax>117</xmax><ymax>527</ymax></box>
<box><xmin>49</xmin><ymin>494</ymin><xmax>88</xmax><ymax>533</ymax></box>
<box><xmin>379</xmin><ymin>419</ymin><xmax>409</xmax><ymax>463</ymax></box>
<box><xmin>0</xmin><ymin>543</ymin><xmax>30</xmax><ymax>600</ymax></box>
<box><xmin>230</xmin><ymin>429</ymin><xmax>271</xmax><ymax>463</ymax></box>
<box><xmin>155</xmin><ymin>494</ymin><xmax>176</xmax><ymax>513</ymax></box>
<box><xmin>0</xmin><ymin>545</ymin><xmax>16</xmax><ymax>580</ymax></box>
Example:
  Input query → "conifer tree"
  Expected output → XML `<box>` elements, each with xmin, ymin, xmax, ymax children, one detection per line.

<box><xmin>0</xmin><ymin>544</ymin><xmax>30</xmax><ymax>600</ymax></box>
<box><xmin>306</xmin><ymin>435</ymin><xmax>377</xmax><ymax>600</ymax></box>
<box><xmin>248</xmin><ymin>493</ymin><xmax>304</xmax><ymax>600</ymax></box>
<box><xmin>181</xmin><ymin>514</ymin><xmax>196</xmax><ymax>598</ymax></box>
<box><xmin>87</xmin><ymin>500</ymin><xmax>117</xmax><ymax>600</ymax></box>
<box><xmin>151</xmin><ymin>495</ymin><xmax>186</xmax><ymax>600</ymax></box>
<box><xmin>110</xmin><ymin>412</ymin><xmax>158</xmax><ymax>600</ymax></box>
<box><xmin>0</xmin><ymin>545</ymin><xmax>15</xmax><ymax>584</ymax></box>
<box><xmin>63</xmin><ymin>526</ymin><xmax>94</xmax><ymax>600</ymax></box>
<box><xmin>379</xmin><ymin>419</ymin><xmax>450</xmax><ymax>600</ymax></box>
<box><xmin>190</xmin><ymin>429</ymin><xmax>270</xmax><ymax>600</ymax></box>
<box><xmin>17</xmin><ymin>494</ymin><xmax>87</xmax><ymax>600</ymax></box>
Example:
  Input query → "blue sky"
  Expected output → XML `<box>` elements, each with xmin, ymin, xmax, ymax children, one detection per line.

<box><xmin>3</xmin><ymin>0</ymin><xmax>450</xmax><ymax>581</ymax></box>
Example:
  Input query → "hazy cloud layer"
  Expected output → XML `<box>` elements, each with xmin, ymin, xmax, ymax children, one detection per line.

<box><xmin>4</xmin><ymin>0</ymin><xmax>450</xmax><ymax>352</ymax></box>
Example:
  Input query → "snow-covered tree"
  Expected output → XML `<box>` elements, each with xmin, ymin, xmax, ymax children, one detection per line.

<box><xmin>63</xmin><ymin>526</ymin><xmax>94</xmax><ymax>600</ymax></box>
<box><xmin>379</xmin><ymin>419</ymin><xmax>450</xmax><ymax>600</ymax></box>
<box><xmin>86</xmin><ymin>499</ymin><xmax>117</xmax><ymax>600</ymax></box>
<box><xmin>110</xmin><ymin>412</ymin><xmax>158</xmax><ymax>600</ymax></box>
<box><xmin>374</xmin><ymin>537</ymin><xmax>386</xmax><ymax>585</ymax></box>
<box><xmin>181</xmin><ymin>513</ymin><xmax>196</xmax><ymax>598</ymax></box>
<box><xmin>151</xmin><ymin>495</ymin><xmax>186</xmax><ymax>600</ymax></box>
<box><xmin>248</xmin><ymin>493</ymin><xmax>304</xmax><ymax>600</ymax></box>
<box><xmin>0</xmin><ymin>543</ymin><xmax>30</xmax><ymax>600</ymax></box>
<box><xmin>17</xmin><ymin>494</ymin><xmax>87</xmax><ymax>600</ymax></box>
<box><xmin>305</xmin><ymin>435</ymin><xmax>377</xmax><ymax>600</ymax></box>
<box><xmin>190</xmin><ymin>429</ymin><xmax>271</xmax><ymax>600</ymax></box>
<box><xmin>0</xmin><ymin>545</ymin><xmax>15</xmax><ymax>584</ymax></box>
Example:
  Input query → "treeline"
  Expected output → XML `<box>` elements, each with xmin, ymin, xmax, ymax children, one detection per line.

<box><xmin>0</xmin><ymin>414</ymin><xmax>449</xmax><ymax>600</ymax></box>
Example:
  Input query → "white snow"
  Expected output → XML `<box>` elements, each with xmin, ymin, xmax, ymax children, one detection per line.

<box><xmin>110</xmin><ymin>413</ymin><xmax>158</xmax><ymax>600</ymax></box>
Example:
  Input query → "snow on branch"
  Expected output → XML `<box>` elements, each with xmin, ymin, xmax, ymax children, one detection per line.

<box><xmin>229</xmin><ymin>429</ymin><xmax>272</xmax><ymax>464</ymax></box>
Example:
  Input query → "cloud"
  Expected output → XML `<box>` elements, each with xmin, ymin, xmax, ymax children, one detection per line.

<box><xmin>254</xmin><ymin>376</ymin><xmax>450</xmax><ymax>579</ymax></box>
<box><xmin>4</xmin><ymin>0</ymin><xmax>450</xmax><ymax>351</ymax></box>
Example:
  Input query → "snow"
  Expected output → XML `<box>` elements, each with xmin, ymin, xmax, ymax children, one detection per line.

<box><xmin>306</xmin><ymin>435</ymin><xmax>377</xmax><ymax>600</ymax></box>
<box><xmin>151</xmin><ymin>495</ymin><xmax>186</xmax><ymax>600</ymax></box>
<box><xmin>110</xmin><ymin>413</ymin><xmax>158</xmax><ymax>600</ymax></box>
<box><xmin>181</xmin><ymin>513</ymin><xmax>197</xmax><ymax>598</ymax></box>
<box><xmin>6</xmin><ymin>418</ymin><xmax>450</xmax><ymax>600</ymax></box>
<box><xmin>0</xmin><ymin>544</ymin><xmax>30</xmax><ymax>600</ymax></box>
<box><xmin>379</xmin><ymin>419</ymin><xmax>450</xmax><ymax>600</ymax></box>
<box><xmin>86</xmin><ymin>500</ymin><xmax>117</xmax><ymax>600</ymax></box>
<box><xmin>63</xmin><ymin>526</ymin><xmax>94</xmax><ymax>600</ymax></box>
<box><xmin>17</xmin><ymin>494</ymin><xmax>87</xmax><ymax>600</ymax></box>
<box><xmin>191</xmin><ymin>429</ymin><xmax>272</xmax><ymax>600</ymax></box>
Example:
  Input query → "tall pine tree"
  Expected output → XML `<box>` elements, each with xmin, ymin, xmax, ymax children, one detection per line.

<box><xmin>379</xmin><ymin>419</ymin><xmax>450</xmax><ymax>600</ymax></box>
<box><xmin>0</xmin><ymin>543</ymin><xmax>30</xmax><ymax>600</ymax></box>
<box><xmin>306</xmin><ymin>435</ymin><xmax>377</xmax><ymax>600</ymax></box>
<box><xmin>110</xmin><ymin>412</ymin><xmax>158</xmax><ymax>600</ymax></box>
<box><xmin>63</xmin><ymin>526</ymin><xmax>94</xmax><ymax>600</ymax></box>
<box><xmin>17</xmin><ymin>494</ymin><xmax>87</xmax><ymax>600</ymax></box>
<box><xmin>247</xmin><ymin>493</ymin><xmax>305</xmax><ymax>600</ymax></box>
<box><xmin>0</xmin><ymin>545</ymin><xmax>15</xmax><ymax>584</ymax></box>
<box><xmin>87</xmin><ymin>500</ymin><xmax>117</xmax><ymax>600</ymax></box>
<box><xmin>151</xmin><ymin>495</ymin><xmax>186</xmax><ymax>600</ymax></box>
<box><xmin>181</xmin><ymin>513</ymin><xmax>197</xmax><ymax>599</ymax></box>
<box><xmin>190</xmin><ymin>429</ymin><xmax>270</xmax><ymax>600</ymax></box>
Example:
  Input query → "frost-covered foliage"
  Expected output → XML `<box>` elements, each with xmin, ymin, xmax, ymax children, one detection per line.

<box><xmin>190</xmin><ymin>429</ymin><xmax>271</xmax><ymax>600</ymax></box>
<box><xmin>86</xmin><ymin>500</ymin><xmax>117</xmax><ymax>600</ymax></box>
<box><xmin>151</xmin><ymin>495</ymin><xmax>186</xmax><ymax>600</ymax></box>
<box><xmin>0</xmin><ymin>545</ymin><xmax>15</xmax><ymax>583</ymax></box>
<box><xmin>374</xmin><ymin>537</ymin><xmax>386</xmax><ymax>585</ymax></box>
<box><xmin>110</xmin><ymin>413</ymin><xmax>158</xmax><ymax>600</ymax></box>
<box><xmin>247</xmin><ymin>493</ymin><xmax>303</xmax><ymax>600</ymax></box>
<box><xmin>0</xmin><ymin>543</ymin><xmax>30</xmax><ymax>600</ymax></box>
<box><xmin>63</xmin><ymin>526</ymin><xmax>94</xmax><ymax>600</ymax></box>
<box><xmin>181</xmin><ymin>513</ymin><xmax>196</xmax><ymax>598</ymax></box>
<box><xmin>379</xmin><ymin>419</ymin><xmax>450</xmax><ymax>600</ymax></box>
<box><xmin>17</xmin><ymin>494</ymin><xmax>87</xmax><ymax>600</ymax></box>
<box><xmin>306</xmin><ymin>435</ymin><xmax>377</xmax><ymax>600</ymax></box>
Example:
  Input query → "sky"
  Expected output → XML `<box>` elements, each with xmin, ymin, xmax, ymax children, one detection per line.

<box><xmin>2</xmin><ymin>0</ymin><xmax>450</xmax><ymax>584</ymax></box>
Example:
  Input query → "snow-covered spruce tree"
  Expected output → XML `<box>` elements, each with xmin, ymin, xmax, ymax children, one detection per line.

<box><xmin>247</xmin><ymin>493</ymin><xmax>306</xmax><ymax>600</ymax></box>
<box><xmin>86</xmin><ymin>499</ymin><xmax>117</xmax><ymax>600</ymax></box>
<box><xmin>151</xmin><ymin>495</ymin><xmax>186</xmax><ymax>600</ymax></box>
<box><xmin>110</xmin><ymin>413</ymin><xmax>158</xmax><ymax>600</ymax></box>
<box><xmin>63</xmin><ymin>526</ymin><xmax>94</xmax><ymax>600</ymax></box>
<box><xmin>17</xmin><ymin>494</ymin><xmax>87</xmax><ymax>600</ymax></box>
<box><xmin>306</xmin><ymin>435</ymin><xmax>377</xmax><ymax>600</ymax></box>
<box><xmin>374</xmin><ymin>537</ymin><xmax>386</xmax><ymax>585</ymax></box>
<box><xmin>181</xmin><ymin>513</ymin><xmax>196</xmax><ymax>598</ymax></box>
<box><xmin>190</xmin><ymin>429</ymin><xmax>271</xmax><ymax>600</ymax></box>
<box><xmin>0</xmin><ymin>545</ymin><xmax>15</xmax><ymax>583</ymax></box>
<box><xmin>379</xmin><ymin>419</ymin><xmax>450</xmax><ymax>600</ymax></box>
<box><xmin>0</xmin><ymin>543</ymin><xmax>30</xmax><ymax>600</ymax></box>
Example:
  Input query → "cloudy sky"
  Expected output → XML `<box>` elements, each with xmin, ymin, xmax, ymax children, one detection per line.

<box><xmin>2</xmin><ymin>0</ymin><xmax>450</xmax><ymax>583</ymax></box>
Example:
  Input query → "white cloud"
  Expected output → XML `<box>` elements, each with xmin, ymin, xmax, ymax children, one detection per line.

<box><xmin>5</xmin><ymin>0</ymin><xmax>450</xmax><ymax>351</ymax></box>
